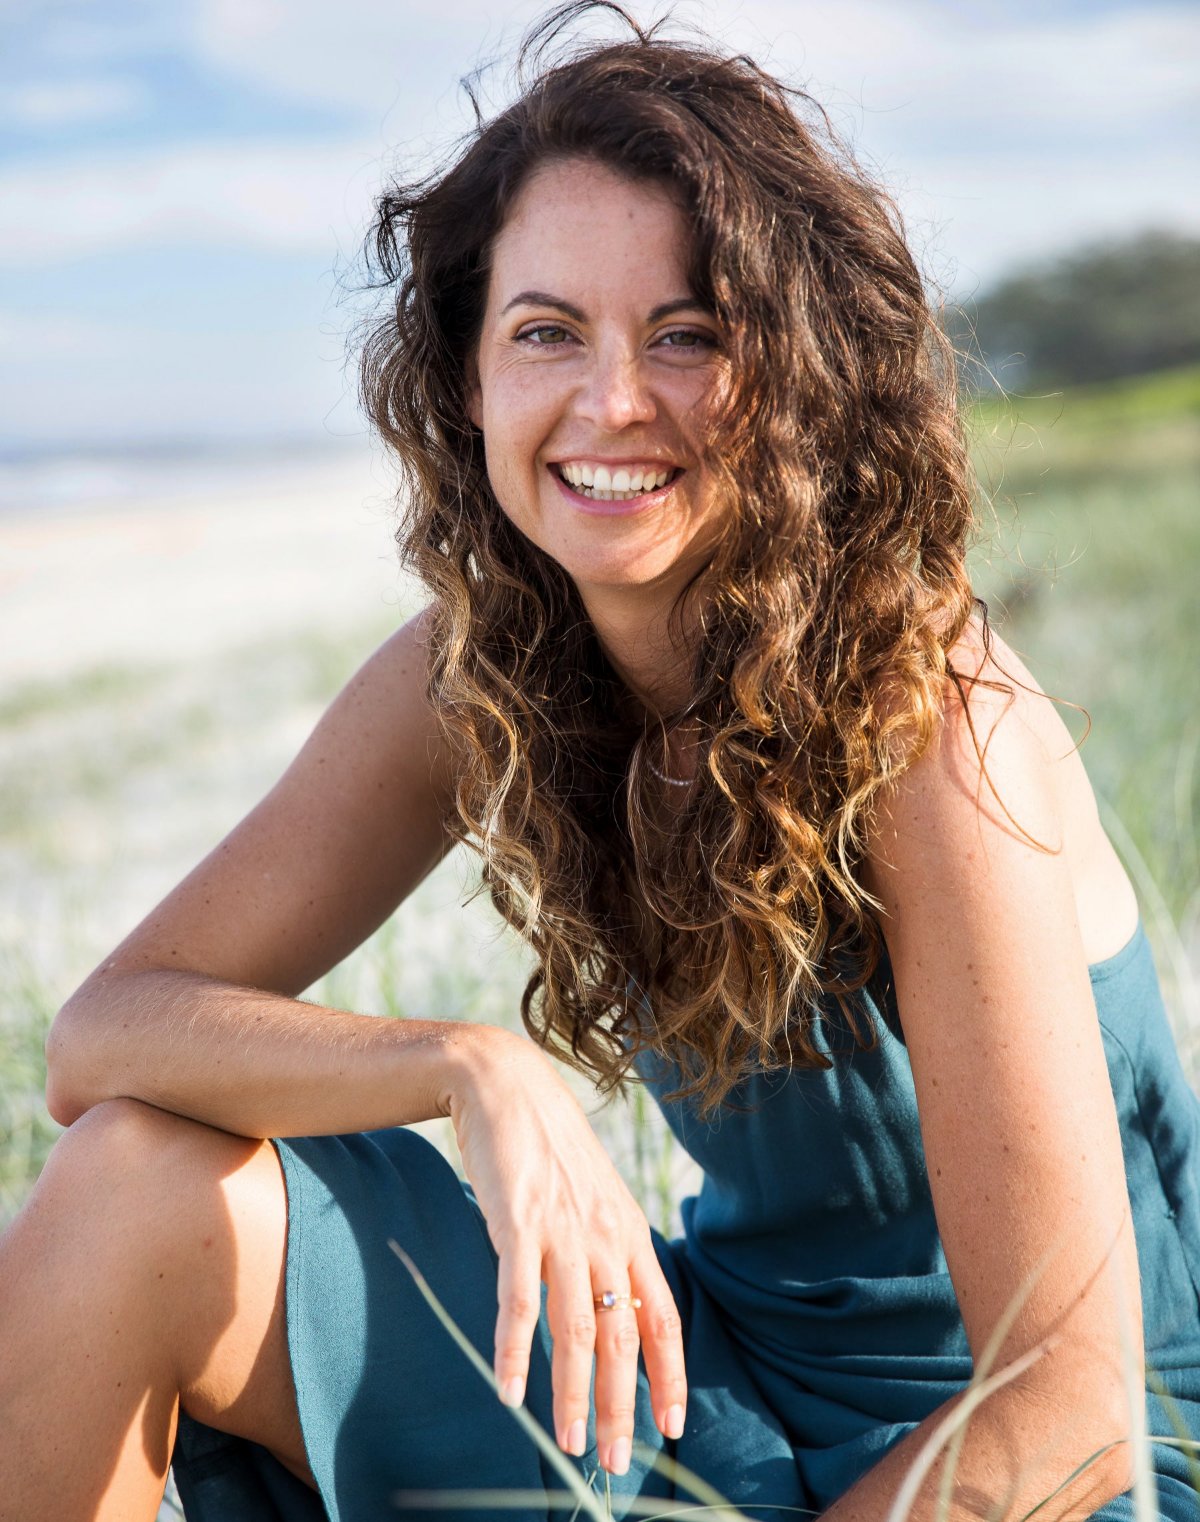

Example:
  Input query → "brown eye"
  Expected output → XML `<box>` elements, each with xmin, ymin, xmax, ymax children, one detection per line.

<box><xmin>517</xmin><ymin>325</ymin><xmax>571</xmax><ymax>345</ymax></box>
<box><xmin>658</xmin><ymin>329</ymin><xmax>718</xmax><ymax>352</ymax></box>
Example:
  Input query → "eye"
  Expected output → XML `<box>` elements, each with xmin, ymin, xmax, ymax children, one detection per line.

<box><xmin>657</xmin><ymin>329</ymin><xmax>718</xmax><ymax>352</ymax></box>
<box><xmin>515</xmin><ymin>324</ymin><xmax>573</xmax><ymax>346</ymax></box>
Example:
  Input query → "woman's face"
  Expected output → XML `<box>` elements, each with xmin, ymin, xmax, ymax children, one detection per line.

<box><xmin>467</xmin><ymin>157</ymin><xmax>726</xmax><ymax>609</ymax></box>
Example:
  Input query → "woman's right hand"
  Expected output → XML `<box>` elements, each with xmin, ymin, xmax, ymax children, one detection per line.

<box><xmin>443</xmin><ymin>1024</ymin><xmax>688</xmax><ymax>1476</ymax></box>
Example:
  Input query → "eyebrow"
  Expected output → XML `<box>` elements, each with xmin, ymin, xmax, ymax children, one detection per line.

<box><xmin>499</xmin><ymin>291</ymin><xmax>709</xmax><ymax>323</ymax></box>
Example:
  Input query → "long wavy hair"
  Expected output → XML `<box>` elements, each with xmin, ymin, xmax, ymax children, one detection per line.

<box><xmin>355</xmin><ymin>2</ymin><xmax>993</xmax><ymax>1120</ymax></box>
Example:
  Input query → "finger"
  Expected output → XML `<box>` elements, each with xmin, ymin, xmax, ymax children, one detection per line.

<box><xmin>493</xmin><ymin>1237</ymin><xmax>543</xmax><ymax>1409</ymax></box>
<box><xmin>543</xmin><ymin>1244</ymin><xmax>598</xmax><ymax>1460</ymax></box>
<box><xmin>627</xmin><ymin>1233</ymin><xmax>688</xmax><ymax>1441</ymax></box>
<box><xmin>591</xmin><ymin>1274</ymin><xmax>641</xmax><ymax>1476</ymax></box>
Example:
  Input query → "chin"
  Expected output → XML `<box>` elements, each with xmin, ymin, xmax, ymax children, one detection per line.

<box><xmin>556</xmin><ymin>545</ymin><xmax>688</xmax><ymax>594</ymax></box>
<box><xmin>503</xmin><ymin>500</ymin><xmax>712</xmax><ymax>598</ymax></box>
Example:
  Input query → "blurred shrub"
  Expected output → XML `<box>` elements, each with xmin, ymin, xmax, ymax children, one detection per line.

<box><xmin>949</xmin><ymin>231</ymin><xmax>1200</xmax><ymax>391</ymax></box>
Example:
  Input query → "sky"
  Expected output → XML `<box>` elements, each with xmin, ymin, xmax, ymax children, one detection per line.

<box><xmin>1</xmin><ymin>0</ymin><xmax>1197</xmax><ymax>455</ymax></box>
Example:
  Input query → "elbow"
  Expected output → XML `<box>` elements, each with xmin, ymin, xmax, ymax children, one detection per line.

<box><xmin>44</xmin><ymin>993</ymin><xmax>98</xmax><ymax>1127</ymax></box>
<box><xmin>1034</xmin><ymin>1364</ymin><xmax>1146</xmax><ymax>1511</ymax></box>
<box><xmin>1093</xmin><ymin>1371</ymin><xmax>1145</xmax><ymax>1502</ymax></box>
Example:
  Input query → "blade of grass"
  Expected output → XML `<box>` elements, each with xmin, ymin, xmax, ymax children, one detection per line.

<box><xmin>1146</xmin><ymin>1364</ymin><xmax>1200</xmax><ymax>1494</ymax></box>
<box><xmin>389</xmin><ymin>1493</ymin><xmax>794</xmax><ymax>1519</ymax></box>
<box><xmin>1014</xmin><ymin>1434</ymin><xmax>1200</xmax><ymax>1522</ymax></box>
<box><xmin>1114</xmin><ymin>1259</ymin><xmax>1156</xmax><ymax>1522</ymax></box>
<box><xmin>390</xmin><ymin>1489</ymin><xmax>605</xmax><ymax>1510</ymax></box>
<box><xmin>935</xmin><ymin>1227</ymin><xmax>1078</xmax><ymax>1519</ymax></box>
<box><xmin>388</xmin><ymin>1239</ymin><xmax>612</xmax><ymax>1522</ymax></box>
<box><xmin>388</xmin><ymin>1489</ymin><xmax>698</xmax><ymax>1514</ymax></box>
<box><xmin>388</xmin><ymin>1241</ymin><xmax>757</xmax><ymax>1521</ymax></box>
<box><xmin>884</xmin><ymin>1340</ymin><xmax>1057</xmax><ymax>1522</ymax></box>
<box><xmin>627</xmin><ymin>1438</ymin><xmax>747</xmax><ymax>1522</ymax></box>
<box><xmin>634</xmin><ymin>1509</ymin><xmax>819</xmax><ymax>1522</ymax></box>
<box><xmin>1015</xmin><ymin>1440</ymin><xmax>1132</xmax><ymax>1522</ymax></box>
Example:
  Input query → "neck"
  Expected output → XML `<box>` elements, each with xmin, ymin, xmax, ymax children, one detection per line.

<box><xmin>577</xmin><ymin>581</ymin><xmax>704</xmax><ymax>721</ymax></box>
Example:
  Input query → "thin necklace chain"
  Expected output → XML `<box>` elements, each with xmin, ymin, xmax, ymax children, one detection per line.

<box><xmin>646</xmin><ymin>755</ymin><xmax>693</xmax><ymax>787</ymax></box>
<box><xmin>644</xmin><ymin>717</ymin><xmax>702</xmax><ymax>787</ymax></box>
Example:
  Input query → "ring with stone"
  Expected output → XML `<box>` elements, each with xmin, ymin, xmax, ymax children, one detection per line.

<box><xmin>593</xmin><ymin>1291</ymin><xmax>642</xmax><ymax>1311</ymax></box>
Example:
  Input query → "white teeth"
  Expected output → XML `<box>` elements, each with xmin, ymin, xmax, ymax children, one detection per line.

<box><xmin>555</xmin><ymin>463</ymin><xmax>676</xmax><ymax>499</ymax></box>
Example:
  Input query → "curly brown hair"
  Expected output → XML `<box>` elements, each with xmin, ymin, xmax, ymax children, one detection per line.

<box><xmin>354</xmin><ymin>1</ymin><xmax>992</xmax><ymax>1121</ymax></box>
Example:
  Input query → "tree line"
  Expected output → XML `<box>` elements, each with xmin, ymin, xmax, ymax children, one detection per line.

<box><xmin>944</xmin><ymin>230</ymin><xmax>1200</xmax><ymax>392</ymax></box>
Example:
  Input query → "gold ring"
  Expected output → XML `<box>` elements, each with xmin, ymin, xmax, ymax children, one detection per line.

<box><xmin>593</xmin><ymin>1291</ymin><xmax>642</xmax><ymax>1310</ymax></box>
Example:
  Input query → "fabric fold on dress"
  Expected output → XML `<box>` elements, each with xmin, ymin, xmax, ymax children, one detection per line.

<box><xmin>173</xmin><ymin>920</ymin><xmax>1200</xmax><ymax>1521</ymax></box>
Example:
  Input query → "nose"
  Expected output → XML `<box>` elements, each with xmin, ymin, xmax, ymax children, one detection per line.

<box><xmin>572</xmin><ymin>346</ymin><xmax>657</xmax><ymax>432</ymax></box>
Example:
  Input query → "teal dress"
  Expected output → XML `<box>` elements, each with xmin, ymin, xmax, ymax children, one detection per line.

<box><xmin>171</xmin><ymin>918</ymin><xmax>1200</xmax><ymax>1519</ymax></box>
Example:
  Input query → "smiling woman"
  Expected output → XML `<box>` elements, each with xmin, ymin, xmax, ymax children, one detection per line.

<box><xmin>5</xmin><ymin>2</ymin><xmax>1199</xmax><ymax>1520</ymax></box>
<box><xmin>465</xmin><ymin>159</ymin><xmax>726</xmax><ymax>629</ymax></box>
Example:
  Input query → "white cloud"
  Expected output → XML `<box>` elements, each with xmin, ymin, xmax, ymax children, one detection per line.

<box><xmin>889</xmin><ymin>145</ymin><xmax>1200</xmax><ymax>297</ymax></box>
<box><xmin>188</xmin><ymin>0</ymin><xmax>1199</xmax><ymax>147</ymax></box>
<box><xmin>0</xmin><ymin>135</ymin><xmax>385</xmax><ymax>266</ymax></box>
<box><xmin>193</xmin><ymin>0</ymin><xmax>499</xmax><ymax>136</ymax></box>
<box><xmin>31</xmin><ymin>2</ymin><xmax>183</xmax><ymax>64</ymax></box>
<box><xmin>714</xmin><ymin>1</ymin><xmax>1197</xmax><ymax>153</ymax></box>
<box><xmin>174</xmin><ymin>0</ymin><xmax>1200</xmax><ymax>288</ymax></box>
<box><xmin>2</xmin><ymin>76</ymin><xmax>149</xmax><ymax>129</ymax></box>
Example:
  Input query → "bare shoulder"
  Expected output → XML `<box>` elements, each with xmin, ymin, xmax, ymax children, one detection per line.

<box><xmin>862</xmin><ymin>610</ymin><xmax>1138</xmax><ymax>965</ymax></box>
<box><xmin>306</xmin><ymin>600</ymin><xmax>457</xmax><ymax>813</ymax></box>
<box><xmin>89</xmin><ymin>602</ymin><xmax>461</xmax><ymax>999</ymax></box>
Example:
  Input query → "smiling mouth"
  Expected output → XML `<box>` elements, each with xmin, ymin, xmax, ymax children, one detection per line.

<box><xmin>553</xmin><ymin>463</ymin><xmax>682</xmax><ymax>502</ymax></box>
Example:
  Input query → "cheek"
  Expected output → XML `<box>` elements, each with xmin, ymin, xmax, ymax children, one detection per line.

<box><xmin>479</xmin><ymin>392</ymin><xmax>549</xmax><ymax>514</ymax></box>
<box><xmin>479</xmin><ymin>441</ymin><xmax>550</xmax><ymax>554</ymax></box>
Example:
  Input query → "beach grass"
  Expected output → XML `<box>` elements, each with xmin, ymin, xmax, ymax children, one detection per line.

<box><xmin>0</xmin><ymin>365</ymin><xmax>1196</xmax><ymax>1515</ymax></box>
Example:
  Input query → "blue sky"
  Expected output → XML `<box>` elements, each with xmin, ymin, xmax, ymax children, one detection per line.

<box><xmin>2</xmin><ymin>0</ymin><xmax>1197</xmax><ymax>452</ymax></box>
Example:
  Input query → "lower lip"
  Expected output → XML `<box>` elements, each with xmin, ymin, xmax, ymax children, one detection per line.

<box><xmin>550</xmin><ymin>467</ymin><xmax>679</xmax><ymax>516</ymax></box>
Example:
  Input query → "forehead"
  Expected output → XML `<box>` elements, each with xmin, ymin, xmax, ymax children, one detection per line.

<box><xmin>486</xmin><ymin>157</ymin><xmax>695</xmax><ymax>303</ymax></box>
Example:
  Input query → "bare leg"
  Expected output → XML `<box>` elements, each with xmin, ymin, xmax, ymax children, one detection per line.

<box><xmin>0</xmin><ymin>1097</ymin><xmax>316</xmax><ymax>1521</ymax></box>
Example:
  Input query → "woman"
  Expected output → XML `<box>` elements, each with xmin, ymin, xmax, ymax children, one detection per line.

<box><xmin>5</xmin><ymin>5</ymin><xmax>1199</xmax><ymax>1518</ymax></box>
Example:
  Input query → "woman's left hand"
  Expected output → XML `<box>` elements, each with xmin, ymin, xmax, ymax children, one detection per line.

<box><xmin>442</xmin><ymin>1023</ymin><xmax>688</xmax><ymax>1475</ymax></box>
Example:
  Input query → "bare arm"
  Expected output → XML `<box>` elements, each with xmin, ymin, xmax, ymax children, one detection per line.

<box><xmin>44</xmin><ymin>606</ymin><xmax>502</xmax><ymax>1139</ymax></box>
<box><xmin>834</xmin><ymin>638</ymin><xmax>1141</xmax><ymax>1518</ymax></box>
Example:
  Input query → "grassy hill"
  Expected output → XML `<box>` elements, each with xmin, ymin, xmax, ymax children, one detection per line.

<box><xmin>965</xmin><ymin>364</ymin><xmax>1200</xmax><ymax>1040</ymax></box>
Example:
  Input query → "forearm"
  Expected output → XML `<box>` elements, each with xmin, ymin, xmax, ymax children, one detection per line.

<box><xmin>44</xmin><ymin>967</ymin><xmax>500</xmax><ymax>1139</ymax></box>
<box><xmin>820</xmin><ymin>1376</ymin><xmax>1135</xmax><ymax>1521</ymax></box>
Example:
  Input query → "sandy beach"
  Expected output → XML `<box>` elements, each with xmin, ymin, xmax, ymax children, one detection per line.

<box><xmin>0</xmin><ymin>447</ymin><xmax>420</xmax><ymax>688</ymax></box>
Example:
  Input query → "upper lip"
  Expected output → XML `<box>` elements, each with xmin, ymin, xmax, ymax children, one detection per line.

<box><xmin>550</xmin><ymin>456</ymin><xmax>683</xmax><ymax>469</ymax></box>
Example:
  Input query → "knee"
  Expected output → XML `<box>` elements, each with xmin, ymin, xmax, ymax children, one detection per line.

<box><xmin>54</xmin><ymin>1096</ymin><xmax>184</xmax><ymax>1170</ymax></box>
<box><xmin>39</xmin><ymin>1097</ymin><xmax>256</xmax><ymax>1209</ymax></box>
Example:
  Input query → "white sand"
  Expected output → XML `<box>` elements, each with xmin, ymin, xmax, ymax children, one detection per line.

<box><xmin>0</xmin><ymin>449</ymin><xmax>421</xmax><ymax>689</ymax></box>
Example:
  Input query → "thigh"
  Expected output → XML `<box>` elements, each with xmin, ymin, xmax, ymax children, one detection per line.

<box><xmin>172</xmin><ymin>1118</ymin><xmax>315</xmax><ymax>1490</ymax></box>
<box><xmin>66</xmin><ymin>1097</ymin><xmax>316</xmax><ymax>1491</ymax></box>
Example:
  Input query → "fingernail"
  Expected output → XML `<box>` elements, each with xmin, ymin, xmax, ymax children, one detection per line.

<box><xmin>500</xmin><ymin>1375</ymin><xmax>525</xmax><ymax>1407</ymax></box>
<box><xmin>664</xmin><ymin>1403</ymin><xmax>685</xmax><ymax>1439</ymax></box>
<box><xmin>608</xmin><ymin>1435</ymin><xmax>631</xmax><ymax>1476</ymax></box>
<box><xmin>567</xmin><ymin>1417</ymin><xmax>586</xmax><ymax>1456</ymax></box>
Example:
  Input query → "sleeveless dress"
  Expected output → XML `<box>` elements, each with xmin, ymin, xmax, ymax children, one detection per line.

<box><xmin>170</xmin><ymin>917</ymin><xmax>1200</xmax><ymax>1520</ymax></box>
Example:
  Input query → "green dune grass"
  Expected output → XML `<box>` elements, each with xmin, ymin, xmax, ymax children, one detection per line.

<box><xmin>966</xmin><ymin>363</ymin><xmax>1200</xmax><ymax>1064</ymax></box>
